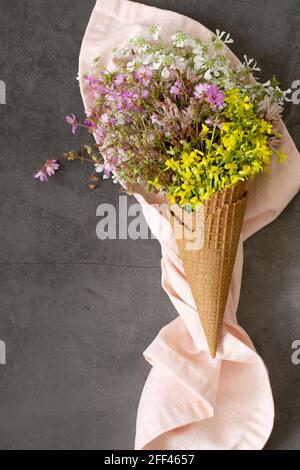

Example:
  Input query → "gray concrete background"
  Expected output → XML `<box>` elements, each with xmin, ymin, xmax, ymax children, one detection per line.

<box><xmin>0</xmin><ymin>0</ymin><xmax>299</xmax><ymax>450</ymax></box>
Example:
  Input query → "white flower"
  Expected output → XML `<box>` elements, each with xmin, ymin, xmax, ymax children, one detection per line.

<box><xmin>192</xmin><ymin>44</ymin><xmax>203</xmax><ymax>55</ymax></box>
<box><xmin>204</xmin><ymin>69</ymin><xmax>212</xmax><ymax>80</ymax></box>
<box><xmin>173</xmin><ymin>56</ymin><xmax>186</xmax><ymax>72</ymax></box>
<box><xmin>113</xmin><ymin>46</ymin><xmax>130</xmax><ymax>59</ymax></box>
<box><xmin>161</xmin><ymin>68</ymin><xmax>170</xmax><ymax>79</ymax></box>
<box><xmin>95</xmin><ymin>164</ymin><xmax>103</xmax><ymax>173</ymax></box>
<box><xmin>171</xmin><ymin>31</ymin><xmax>188</xmax><ymax>48</ymax></box>
<box><xmin>216</xmin><ymin>29</ymin><xmax>234</xmax><ymax>44</ymax></box>
<box><xmin>148</xmin><ymin>25</ymin><xmax>162</xmax><ymax>41</ymax></box>
<box><xmin>126</xmin><ymin>60</ymin><xmax>136</xmax><ymax>71</ymax></box>
<box><xmin>142</xmin><ymin>54</ymin><xmax>153</xmax><ymax>65</ymax></box>
<box><xmin>194</xmin><ymin>55</ymin><xmax>205</xmax><ymax>70</ymax></box>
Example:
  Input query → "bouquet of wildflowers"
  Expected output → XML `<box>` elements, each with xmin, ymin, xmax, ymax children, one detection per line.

<box><xmin>35</xmin><ymin>26</ymin><xmax>290</xmax><ymax>356</ymax></box>
<box><xmin>62</xmin><ymin>26</ymin><xmax>287</xmax><ymax>209</ymax></box>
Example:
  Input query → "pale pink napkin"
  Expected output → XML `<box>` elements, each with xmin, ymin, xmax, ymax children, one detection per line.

<box><xmin>79</xmin><ymin>0</ymin><xmax>300</xmax><ymax>450</ymax></box>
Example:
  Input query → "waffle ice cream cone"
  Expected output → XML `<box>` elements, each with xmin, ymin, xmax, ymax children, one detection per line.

<box><xmin>169</xmin><ymin>182</ymin><xmax>248</xmax><ymax>357</ymax></box>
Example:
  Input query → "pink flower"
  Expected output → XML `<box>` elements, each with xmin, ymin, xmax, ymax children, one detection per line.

<box><xmin>194</xmin><ymin>83</ymin><xmax>209</xmax><ymax>99</ymax></box>
<box><xmin>194</xmin><ymin>84</ymin><xmax>224</xmax><ymax>108</ymax></box>
<box><xmin>100</xmin><ymin>113</ymin><xmax>110</xmax><ymax>125</ymax></box>
<box><xmin>114</xmin><ymin>74</ymin><xmax>126</xmax><ymax>86</ymax></box>
<box><xmin>141</xmin><ymin>89</ymin><xmax>150</xmax><ymax>99</ymax></box>
<box><xmin>135</xmin><ymin>66</ymin><xmax>153</xmax><ymax>86</ymax></box>
<box><xmin>95</xmin><ymin>127</ymin><xmax>106</xmax><ymax>141</ymax></box>
<box><xmin>66</xmin><ymin>114</ymin><xmax>78</xmax><ymax>135</ymax></box>
<box><xmin>170</xmin><ymin>80</ymin><xmax>182</xmax><ymax>99</ymax></box>
<box><xmin>33</xmin><ymin>160</ymin><xmax>60</xmax><ymax>183</ymax></box>
<box><xmin>205</xmin><ymin>84</ymin><xmax>224</xmax><ymax>108</ymax></box>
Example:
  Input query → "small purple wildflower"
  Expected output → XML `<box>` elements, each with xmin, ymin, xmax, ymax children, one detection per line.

<box><xmin>66</xmin><ymin>114</ymin><xmax>78</xmax><ymax>135</ymax></box>
<box><xmin>194</xmin><ymin>84</ymin><xmax>224</xmax><ymax>108</ymax></box>
<box><xmin>100</xmin><ymin>113</ymin><xmax>110</xmax><ymax>125</ymax></box>
<box><xmin>141</xmin><ymin>89</ymin><xmax>150</xmax><ymax>99</ymax></box>
<box><xmin>95</xmin><ymin>127</ymin><xmax>106</xmax><ymax>141</ymax></box>
<box><xmin>194</xmin><ymin>83</ymin><xmax>209</xmax><ymax>99</ymax></box>
<box><xmin>135</xmin><ymin>66</ymin><xmax>153</xmax><ymax>86</ymax></box>
<box><xmin>84</xmin><ymin>118</ymin><xmax>93</xmax><ymax>128</ymax></box>
<box><xmin>114</xmin><ymin>73</ymin><xmax>126</xmax><ymax>86</ymax></box>
<box><xmin>206</xmin><ymin>85</ymin><xmax>224</xmax><ymax>108</ymax></box>
<box><xmin>33</xmin><ymin>160</ymin><xmax>60</xmax><ymax>183</ymax></box>
<box><xmin>170</xmin><ymin>80</ymin><xmax>182</xmax><ymax>99</ymax></box>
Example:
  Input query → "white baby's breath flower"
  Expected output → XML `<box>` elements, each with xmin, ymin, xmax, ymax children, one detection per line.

<box><xmin>204</xmin><ymin>69</ymin><xmax>212</xmax><ymax>80</ymax></box>
<box><xmin>192</xmin><ymin>44</ymin><xmax>204</xmax><ymax>56</ymax></box>
<box><xmin>113</xmin><ymin>46</ymin><xmax>130</xmax><ymax>59</ymax></box>
<box><xmin>171</xmin><ymin>31</ymin><xmax>188</xmax><ymax>48</ymax></box>
<box><xmin>161</xmin><ymin>68</ymin><xmax>171</xmax><ymax>79</ymax></box>
<box><xmin>173</xmin><ymin>56</ymin><xmax>186</xmax><ymax>72</ymax></box>
<box><xmin>194</xmin><ymin>55</ymin><xmax>205</xmax><ymax>70</ymax></box>
<box><xmin>142</xmin><ymin>53</ymin><xmax>153</xmax><ymax>65</ymax></box>
<box><xmin>148</xmin><ymin>25</ymin><xmax>162</xmax><ymax>41</ymax></box>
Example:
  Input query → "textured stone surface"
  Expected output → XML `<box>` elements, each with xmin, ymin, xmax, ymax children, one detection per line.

<box><xmin>0</xmin><ymin>0</ymin><xmax>299</xmax><ymax>450</ymax></box>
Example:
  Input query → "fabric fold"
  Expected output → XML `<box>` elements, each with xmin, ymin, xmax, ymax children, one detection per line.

<box><xmin>79</xmin><ymin>0</ymin><xmax>300</xmax><ymax>450</ymax></box>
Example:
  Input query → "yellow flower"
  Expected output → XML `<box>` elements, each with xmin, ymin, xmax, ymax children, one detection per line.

<box><xmin>165</xmin><ymin>158</ymin><xmax>179</xmax><ymax>171</ymax></box>
<box><xmin>181</xmin><ymin>152</ymin><xmax>195</xmax><ymax>167</ymax></box>
<box><xmin>225</xmin><ymin>162</ymin><xmax>237</xmax><ymax>171</ymax></box>
<box><xmin>221</xmin><ymin>122</ymin><xmax>231</xmax><ymax>133</ymax></box>
<box><xmin>202</xmin><ymin>124</ymin><xmax>210</xmax><ymax>135</ymax></box>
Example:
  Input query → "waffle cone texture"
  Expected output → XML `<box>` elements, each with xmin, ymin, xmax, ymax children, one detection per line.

<box><xmin>170</xmin><ymin>182</ymin><xmax>248</xmax><ymax>358</ymax></box>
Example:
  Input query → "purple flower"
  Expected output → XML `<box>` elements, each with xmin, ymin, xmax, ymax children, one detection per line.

<box><xmin>135</xmin><ymin>66</ymin><xmax>153</xmax><ymax>86</ymax></box>
<box><xmin>194</xmin><ymin>83</ymin><xmax>209</xmax><ymax>99</ymax></box>
<box><xmin>95</xmin><ymin>127</ymin><xmax>106</xmax><ymax>141</ymax></box>
<box><xmin>114</xmin><ymin>74</ymin><xmax>126</xmax><ymax>86</ymax></box>
<box><xmin>84</xmin><ymin>118</ymin><xmax>93</xmax><ymax>128</ymax></box>
<box><xmin>205</xmin><ymin>85</ymin><xmax>224</xmax><ymax>108</ymax></box>
<box><xmin>66</xmin><ymin>114</ymin><xmax>78</xmax><ymax>135</ymax></box>
<box><xmin>141</xmin><ymin>89</ymin><xmax>150</xmax><ymax>99</ymax></box>
<box><xmin>170</xmin><ymin>80</ymin><xmax>182</xmax><ymax>99</ymax></box>
<box><xmin>100</xmin><ymin>113</ymin><xmax>110</xmax><ymax>125</ymax></box>
<box><xmin>84</xmin><ymin>75</ymin><xmax>96</xmax><ymax>86</ymax></box>
<box><xmin>103</xmin><ymin>165</ymin><xmax>112</xmax><ymax>180</ymax></box>
<box><xmin>94</xmin><ymin>163</ymin><xmax>111</xmax><ymax>179</ymax></box>
<box><xmin>194</xmin><ymin>84</ymin><xmax>224</xmax><ymax>108</ymax></box>
<box><xmin>33</xmin><ymin>160</ymin><xmax>60</xmax><ymax>183</ymax></box>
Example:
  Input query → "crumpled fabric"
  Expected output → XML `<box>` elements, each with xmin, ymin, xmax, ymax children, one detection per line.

<box><xmin>79</xmin><ymin>0</ymin><xmax>300</xmax><ymax>450</ymax></box>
